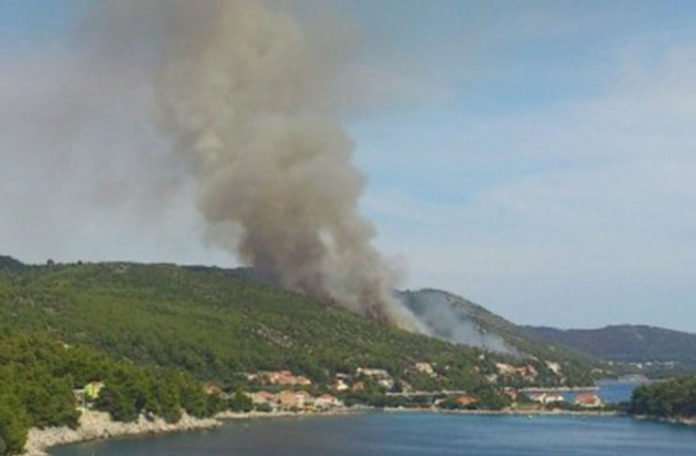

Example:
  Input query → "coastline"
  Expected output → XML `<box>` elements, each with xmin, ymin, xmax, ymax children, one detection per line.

<box><xmin>383</xmin><ymin>407</ymin><xmax>619</xmax><ymax>418</ymax></box>
<box><xmin>633</xmin><ymin>415</ymin><xmax>696</xmax><ymax>427</ymax></box>
<box><xmin>519</xmin><ymin>386</ymin><xmax>600</xmax><ymax>392</ymax></box>
<box><xmin>27</xmin><ymin>407</ymin><xmax>692</xmax><ymax>456</ymax></box>
<box><xmin>23</xmin><ymin>408</ymin><xmax>361</xmax><ymax>456</ymax></box>
<box><xmin>21</xmin><ymin>410</ymin><xmax>221</xmax><ymax>456</ymax></box>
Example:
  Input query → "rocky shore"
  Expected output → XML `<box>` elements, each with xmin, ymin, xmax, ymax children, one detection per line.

<box><xmin>21</xmin><ymin>410</ymin><xmax>221</xmax><ymax>456</ymax></box>
<box><xmin>634</xmin><ymin>415</ymin><xmax>696</xmax><ymax>426</ymax></box>
<box><xmin>22</xmin><ymin>408</ymin><xmax>359</xmax><ymax>456</ymax></box>
<box><xmin>383</xmin><ymin>407</ymin><xmax>619</xmax><ymax>417</ymax></box>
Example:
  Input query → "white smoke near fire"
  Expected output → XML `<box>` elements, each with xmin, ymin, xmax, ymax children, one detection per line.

<box><xmin>85</xmin><ymin>0</ymin><xmax>420</xmax><ymax>327</ymax></box>
<box><xmin>400</xmin><ymin>290</ymin><xmax>517</xmax><ymax>355</ymax></box>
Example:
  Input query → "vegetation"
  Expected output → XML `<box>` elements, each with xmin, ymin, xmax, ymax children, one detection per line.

<box><xmin>629</xmin><ymin>376</ymin><xmax>696</xmax><ymax>419</ymax></box>
<box><xmin>0</xmin><ymin>330</ymin><xmax>216</xmax><ymax>455</ymax></box>
<box><xmin>0</xmin><ymin>259</ymin><xmax>592</xmax><ymax>388</ymax></box>
<box><xmin>0</xmin><ymin>256</ymin><xmax>599</xmax><ymax>453</ymax></box>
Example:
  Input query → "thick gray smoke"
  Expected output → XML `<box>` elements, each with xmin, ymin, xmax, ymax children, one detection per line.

<box><xmin>89</xmin><ymin>0</ymin><xmax>416</xmax><ymax>327</ymax></box>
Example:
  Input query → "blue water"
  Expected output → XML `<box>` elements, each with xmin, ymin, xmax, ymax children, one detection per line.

<box><xmin>596</xmin><ymin>379</ymin><xmax>639</xmax><ymax>403</ymax></box>
<box><xmin>52</xmin><ymin>412</ymin><xmax>696</xmax><ymax>456</ymax></box>
<box><xmin>555</xmin><ymin>380</ymin><xmax>638</xmax><ymax>403</ymax></box>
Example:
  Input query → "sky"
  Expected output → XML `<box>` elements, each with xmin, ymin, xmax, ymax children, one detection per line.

<box><xmin>1</xmin><ymin>0</ymin><xmax>695</xmax><ymax>331</ymax></box>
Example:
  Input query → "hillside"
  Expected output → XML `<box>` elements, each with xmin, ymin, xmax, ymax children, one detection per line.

<box><xmin>523</xmin><ymin>325</ymin><xmax>696</xmax><ymax>370</ymax></box>
<box><xmin>0</xmin><ymin>256</ymin><xmax>593</xmax><ymax>389</ymax></box>
<box><xmin>400</xmin><ymin>289</ymin><xmax>597</xmax><ymax>365</ymax></box>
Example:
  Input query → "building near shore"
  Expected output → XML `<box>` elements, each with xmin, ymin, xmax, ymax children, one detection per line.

<box><xmin>315</xmin><ymin>394</ymin><xmax>344</xmax><ymax>410</ymax></box>
<box><xmin>528</xmin><ymin>392</ymin><xmax>565</xmax><ymax>404</ymax></box>
<box><xmin>575</xmin><ymin>393</ymin><xmax>602</xmax><ymax>408</ymax></box>
<box><xmin>249</xmin><ymin>391</ymin><xmax>277</xmax><ymax>409</ymax></box>
<box><xmin>456</xmin><ymin>395</ymin><xmax>478</xmax><ymax>407</ymax></box>
<box><xmin>277</xmin><ymin>390</ymin><xmax>313</xmax><ymax>410</ymax></box>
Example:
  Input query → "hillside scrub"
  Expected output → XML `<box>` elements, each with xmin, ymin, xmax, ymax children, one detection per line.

<box><xmin>0</xmin><ymin>260</ymin><xmax>593</xmax><ymax>389</ymax></box>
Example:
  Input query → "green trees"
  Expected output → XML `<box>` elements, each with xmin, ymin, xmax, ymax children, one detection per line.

<box><xmin>0</xmin><ymin>261</ymin><xmax>592</xmax><ymax>389</ymax></box>
<box><xmin>0</xmin><ymin>394</ymin><xmax>28</xmax><ymax>455</ymax></box>
<box><xmin>629</xmin><ymin>376</ymin><xmax>696</xmax><ymax>418</ymax></box>
<box><xmin>0</xmin><ymin>330</ymin><xmax>218</xmax><ymax>454</ymax></box>
<box><xmin>228</xmin><ymin>390</ymin><xmax>253</xmax><ymax>412</ymax></box>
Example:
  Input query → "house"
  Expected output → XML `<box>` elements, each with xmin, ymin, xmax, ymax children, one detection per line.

<box><xmin>277</xmin><ymin>390</ymin><xmax>313</xmax><ymax>410</ymax></box>
<box><xmin>356</xmin><ymin>367</ymin><xmax>390</xmax><ymax>378</ymax></box>
<box><xmin>203</xmin><ymin>384</ymin><xmax>226</xmax><ymax>398</ymax></box>
<box><xmin>575</xmin><ymin>393</ymin><xmax>602</xmax><ymax>408</ymax></box>
<box><xmin>356</xmin><ymin>367</ymin><xmax>394</xmax><ymax>390</ymax></box>
<box><xmin>378</xmin><ymin>378</ymin><xmax>395</xmax><ymax>390</ymax></box>
<box><xmin>529</xmin><ymin>392</ymin><xmax>565</xmax><ymax>404</ymax></box>
<box><xmin>332</xmin><ymin>378</ymin><xmax>349</xmax><ymax>392</ymax></box>
<box><xmin>503</xmin><ymin>387</ymin><xmax>519</xmax><ymax>401</ymax></box>
<box><xmin>315</xmin><ymin>394</ymin><xmax>344</xmax><ymax>410</ymax></box>
<box><xmin>456</xmin><ymin>395</ymin><xmax>478</xmax><ymax>407</ymax></box>
<box><xmin>84</xmin><ymin>381</ymin><xmax>105</xmax><ymax>401</ymax></box>
<box><xmin>250</xmin><ymin>391</ymin><xmax>277</xmax><ymax>406</ymax></box>
<box><xmin>75</xmin><ymin>381</ymin><xmax>105</xmax><ymax>408</ymax></box>
<box><xmin>496</xmin><ymin>363</ymin><xmax>516</xmax><ymax>375</ymax></box>
<box><xmin>498</xmin><ymin>363</ymin><xmax>538</xmax><ymax>381</ymax></box>
<box><xmin>251</xmin><ymin>370</ymin><xmax>312</xmax><ymax>386</ymax></box>
<box><xmin>352</xmin><ymin>381</ymin><xmax>366</xmax><ymax>392</ymax></box>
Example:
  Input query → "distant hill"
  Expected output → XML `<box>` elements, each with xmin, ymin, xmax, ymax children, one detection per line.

<box><xmin>0</xmin><ymin>254</ymin><xmax>25</xmax><ymax>270</ymax></box>
<box><xmin>523</xmin><ymin>325</ymin><xmax>696</xmax><ymax>369</ymax></box>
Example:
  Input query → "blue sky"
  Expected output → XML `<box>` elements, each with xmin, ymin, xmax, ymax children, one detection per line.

<box><xmin>1</xmin><ymin>1</ymin><xmax>695</xmax><ymax>331</ymax></box>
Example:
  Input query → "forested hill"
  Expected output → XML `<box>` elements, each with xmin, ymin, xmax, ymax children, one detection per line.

<box><xmin>523</xmin><ymin>325</ymin><xmax>696</xmax><ymax>369</ymax></box>
<box><xmin>629</xmin><ymin>375</ymin><xmax>696</xmax><ymax>420</ymax></box>
<box><xmin>0</xmin><ymin>256</ymin><xmax>593</xmax><ymax>388</ymax></box>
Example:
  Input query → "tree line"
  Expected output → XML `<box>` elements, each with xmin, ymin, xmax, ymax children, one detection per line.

<box><xmin>0</xmin><ymin>330</ymin><xmax>218</xmax><ymax>455</ymax></box>
<box><xmin>629</xmin><ymin>375</ymin><xmax>696</xmax><ymax>419</ymax></box>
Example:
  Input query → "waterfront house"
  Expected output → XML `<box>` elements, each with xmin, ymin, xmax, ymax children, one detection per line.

<box><xmin>250</xmin><ymin>390</ymin><xmax>277</xmax><ymax>407</ymax></box>
<box><xmin>456</xmin><ymin>395</ymin><xmax>478</xmax><ymax>407</ymax></box>
<box><xmin>278</xmin><ymin>390</ymin><xmax>313</xmax><ymax>410</ymax></box>
<box><xmin>529</xmin><ymin>392</ymin><xmax>565</xmax><ymax>404</ymax></box>
<box><xmin>315</xmin><ymin>394</ymin><xmax>344</xmax><ymax>410</ymax></box>
<box><xmin>575</xmin><ymin>393</ymin><xmax>602</xmax><ymax>408</ymax></box>
<box><xmin>84</xmin><ymin>381</ymin><xmax>105</xmax><ymax>401</ymax></box>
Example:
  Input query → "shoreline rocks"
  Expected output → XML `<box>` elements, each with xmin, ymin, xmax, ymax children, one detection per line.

<box><xmin>634</xmin><ymin>414</ymin><xmax>696</xmax><ymax>426</ymax></box>
<box><xmin>22</xmin><ymin>408</ymin><xmax>358</xmax><ymax>456</ymax></box>
<box><xmin>22</xmin><ymin>410</ymin><xmax>221</xmax><ymax>456</ymax></box>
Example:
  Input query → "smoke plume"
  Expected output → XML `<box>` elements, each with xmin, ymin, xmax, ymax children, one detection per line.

<box><xmin>401</xmin><ymin>290</ymin><xmax>517</xmax><ymax>355</ymax></box>
<box><xmin>88</xmin><ymin>0</ymin><xmax>415</xmax><ymax>326</ymax></box>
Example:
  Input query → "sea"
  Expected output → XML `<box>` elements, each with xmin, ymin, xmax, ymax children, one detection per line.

<box><xmin>53</xmin><ymin>381</ymin><xmax>696</xmax><ymax>456</ymax></box>
<box><xmin>51</xmin><ymin>412</ymin><xmax>696</xmax><ymax>456</ymax></box>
